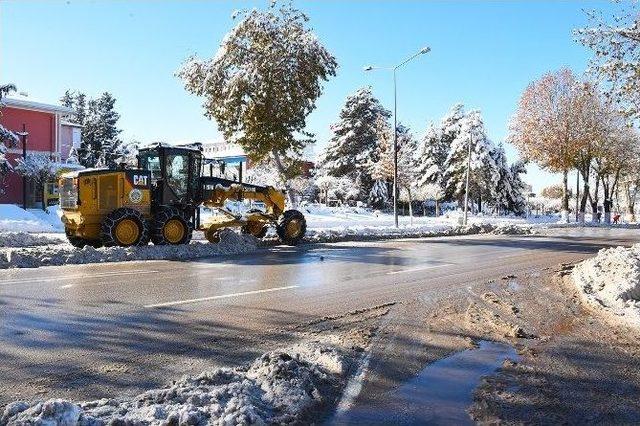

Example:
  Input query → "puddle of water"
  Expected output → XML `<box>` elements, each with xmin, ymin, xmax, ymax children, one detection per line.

<box><xmin>508</xmin><ymin>279</ymin><xmax>522</xmax><ymax>292</ymax></box>
<box><xmin>335</xmin><ymin>340</ymin><xmax>518</xmax><ymax>425</ymax></box>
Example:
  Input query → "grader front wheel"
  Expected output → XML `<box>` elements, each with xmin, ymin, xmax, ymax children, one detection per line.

<box><xmin>276</xmin><ymin>209</ymin><xmax>306</xmax><ymax>246</ymax></box>
<box><xmin>152</xmin><ymin>207</ymin><xmax>193</xmax><ymax>245</ymax></box>
<box><xmin>101</xmin><ymin>208</ymin><xmax>149</xmax><ymax>247</ymax></box>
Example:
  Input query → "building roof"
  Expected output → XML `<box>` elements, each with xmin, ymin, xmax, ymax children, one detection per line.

<box><xmin>61</xmin><ymin>121</ymin><xmax>83</xmax><ymax>128</ymax></box>
<box><xmin>3</xmin><ymin>96</ymin><xmax>74</xmax><ymax>114</ymax></box>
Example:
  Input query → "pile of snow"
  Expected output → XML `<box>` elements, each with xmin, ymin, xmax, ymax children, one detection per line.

<box><xmin>303</xmin><ymin>222</ymin><xmax>497</xmax><ymax>243</ymax></box>
<box><xmin>27</xmin><ymin>205</ymin><xmax>64</xmax><ymax>231</ymax></box>
<box><xmin>0</xmin><ymin>204</ymin><xmax>60</xmax><ymax>233</ymax></box>
<box><xmin>0</xmin><ymin>229</ymin><xmax>257</xmax><ymax>269</ymax></box>
<box><xmin>1</xmin><ymin>343</ymin><xmax>345</xmax><ymax>425</ymax></box>
<box><xmin>572</xmin><ymin>244</ymin><xmax>640</xmax><ymax>326</ymax></box>
<box><xmin>0</xmin><ymin>232</ymin><xmax>63</xmax><ymax>247</ymax></box>
<box><xmin>491</xmin><ymin>224</ymin><xmax>535</xmax><ymax>235</ymax></box>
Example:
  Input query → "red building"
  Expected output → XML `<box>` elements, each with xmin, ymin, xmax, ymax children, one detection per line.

<box><xmin>0</xmin><ymin>95</ymin><xmax>78</xmax><ymax>207</ymax></box>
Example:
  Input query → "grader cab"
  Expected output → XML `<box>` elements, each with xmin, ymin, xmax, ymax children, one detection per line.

<box><xmin>59</xmin><ymin>144</ymin><xmax>306</xmax><ymax>248</ymax></box>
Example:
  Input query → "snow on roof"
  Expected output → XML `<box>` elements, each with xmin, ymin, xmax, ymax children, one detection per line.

<box><xmin>3</xmin><ymin>95</ymin><xmax>74</xmax><ymax>114</ymax></box>
<box><xmin>61</xmin><ymin>121</ymin><xmax>83</xmax><ymax>128</ymax></box>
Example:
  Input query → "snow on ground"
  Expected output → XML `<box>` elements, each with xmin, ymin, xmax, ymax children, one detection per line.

<box><xmin>0</xmin><ymin>232</ymin><xmax>63</xmax><ymax>248</ymax></box>
<box><xmin>0</xmin><ymin>204</ymin><xmax>62</xmax><ymax>233</ymax></box>
<box><xmin>572</xmin><ymin>245</ymin><xmax>640</xmax><ymax>327</ymax></box>
<box><xmin>1</xmin><ymin>342</ymin><xmax>346</xmax><ymax>426</ymax></box>
<box><xmin>0</xmin><ymin>229</ymin><xmax>257</xmax><ymax>269</ymax></box>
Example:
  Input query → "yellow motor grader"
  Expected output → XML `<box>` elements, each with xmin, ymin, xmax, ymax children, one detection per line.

<box><xmin>59</xmin><ymin>144</ymin><xmax>306</xmax><ymax>248</ymax></box>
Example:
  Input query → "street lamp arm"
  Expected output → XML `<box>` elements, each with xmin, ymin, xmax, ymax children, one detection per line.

<box><xmin>395</xmin><ymin>46</ymin><xmax>431</xmax><ymax>70</ymax></box>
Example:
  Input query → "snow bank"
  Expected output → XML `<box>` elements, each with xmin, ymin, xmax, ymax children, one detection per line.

<box><xmin>0</xmin><ymin>232</ymin><xmax>63</xmax><ymax>248</ymax></box>
<box><xmin>298</xmin><ymin>222</ymin><xmax>535</xmax><ymax>244</ymax></box>
<box><xmin>572</xmin><ymin>244</ymin><xmax>640</xmax><ymax>326</ymax></box>
<box><xmin>0</xmin><ymin>204</ymin><xmax>59</xmax><ymax>233</ymax></box>
<box><xmin>1</xmin><ymin>343</ymin><xmax>346</xmax><ymax>426</ymax></box>
<box><xmin>0</xmin><ymin>230</ymin><xmax>257</xmax><ymax>269</ymax></box>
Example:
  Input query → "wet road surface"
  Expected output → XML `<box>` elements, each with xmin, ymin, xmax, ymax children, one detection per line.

<box><xmin>1</xmin><ymin>227</ymin><xmax>639</xmax><ymax>406</ymax></box>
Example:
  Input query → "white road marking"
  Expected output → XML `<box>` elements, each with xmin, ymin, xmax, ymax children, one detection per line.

<box><xmin>386</xmin><ymin>263</ymin><xmax>452</xmax><ymax>275</ymax></box>
<box><xmin>0</xmin><ymin>270</ymin><xmax>159</xmax><ymax>286</ymax></box>
<box><xmin>59</xmin><ymin>284</ymin><xmax>74</xmax><ymax>289</ymax></box>
<box><xmin>144</xmin><ymin>285</ymin><xmax>299</xmax><ymax>308</ymax></box>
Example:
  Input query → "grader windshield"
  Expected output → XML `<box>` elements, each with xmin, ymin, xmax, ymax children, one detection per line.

<box><xmin>138</xmin><ymin>144</ymin><xmax>202</xmax><ymax>206</ymax></box>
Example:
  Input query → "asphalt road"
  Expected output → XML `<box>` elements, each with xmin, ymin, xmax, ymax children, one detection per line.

<box><xmin>1</xmin><ymin>227</ymin><xmax>639</xmax><ymax>407</ymax></box>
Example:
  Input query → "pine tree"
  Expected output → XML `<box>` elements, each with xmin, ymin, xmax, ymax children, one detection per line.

<box><xmin>321</xmin><ymin>87</ymin><xmax>391</xmax><ymax>200</ymax></box>
<box><xmin>79</xmin><ymin>92</ymin><xmax>122</xmax><ymax>167</ymax></box>
<box><xmin>443</xmin><ymin>109</ymin><xmax>499</xmax><ymax>211</ymax></box>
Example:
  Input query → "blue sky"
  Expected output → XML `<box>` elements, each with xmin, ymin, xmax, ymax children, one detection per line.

<box><xmin>0</xmin><ymin>0</ymin><xmax>614</xmax><ymax>191</ymax></box>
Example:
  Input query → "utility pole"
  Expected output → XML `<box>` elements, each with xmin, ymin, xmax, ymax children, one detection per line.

<box><xmin>463</xmin><ymin>132</ymin><xmax>473</xmax><ymax>225</ymax></box>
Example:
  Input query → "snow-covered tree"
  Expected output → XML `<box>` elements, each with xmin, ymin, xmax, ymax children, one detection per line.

<box><xmin>396</xmin><ymin>124</ymin><xmax>419</xmax><ymax>220</ymax></box>
<box><xmin>321</xmin><ymin>87</ymin><xmax>391</xmax><ymax>200</ymax></box>
<box><xmin>443</xmin><ymin>109</ymin><xmax>499</xmax><ymax>211</ymax></box>
<box><xmin>0</xmin><ymin>83</ymin><xmax>18</xmax><ymax>189</ymax></box>
<box><xmin>415</xmin><ymin>122</ymin><xmax>447</xmax><ymax>189</ymax></box>
<box><xmin>315</xmin><ymin>174</ymin><xmax>336</xmax><ymax>204</ymax></box>
<box><xmin>576</xmin><ymin>3</ymin><xmax>640</xmax><ymax>119</ymax></box>
<box><xmin>177</xmin><ymin>2</ymin><xmax>337</xmax><ymax>199</ymax></box>
<box><xmin>80</xmin><ymin>92</ymin><xmax>122</xmax><ymax>167</ymax></box>
<box><xmin>366</xmin><ymin>116</ymin><xmax>394</xmax><ymax>207</ymax></box>
<box><xmin>489</xmin><ymin>143</ymin><xmax>526</xmax><ymax>215</ymax></box>
<box><xmin>369</xmin><ymin>179</ymin><xmax>389</xmax><ymax>207</ymax></box>
<box><xmin>14</xmin><ymin>153</ymin><xmax>60</xmax><ymax>208</ymax></box>
<box><xmin>416</xmin><ymin>183</ymin><xmax>446</xmax><ymax>216</ymax></box>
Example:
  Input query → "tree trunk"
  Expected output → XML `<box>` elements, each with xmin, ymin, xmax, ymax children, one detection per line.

<box><xmin>625</xmin><ymin>182</ymin><xmax>637</xmax><ymax>222</ymax></box>
<box><xmin>408</xmin><ymin>190</ymin><xmax>413</xmax><ymax>226</ymax></box>
<box><xmin>590</xmin><ymin>177</ymin><xmax>600</xmax><ymax>223</ymax></box>
<box><xmin>435</xmin><ymin>198</ymin><xmax>440</xmax><ymax>217</ymax></box>
<box><xmin>579</xmin><ymin>170</ymin><xmax>589</xmax><ymax>224</ymax></box>
<box><xmin>271</xmin><ymin>150</ymin><xmax>295</xmax><ymax>207</ymax></box>
<box><xmin>477</xmin><ymin>195</ymin><xmax>482</xmax><ymax>214</ymax></box>
<box><xmin>561</xmin><ymin>170</ymin><xmax>569</xmax><ymax>222</ymax></box>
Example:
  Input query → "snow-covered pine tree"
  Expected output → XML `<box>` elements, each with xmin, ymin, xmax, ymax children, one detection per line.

<box><xmin>415</xmin><ymin>122</ymin><xmax>446</xmax><ymax>189</ymax></box>
<box><xmin>396</xmin><ymin>124</ymin><xmax>419</xmax><ymax>219</ymax></box>
<box><xmin>367</xmin><ymin>116</ymin><xmax>394</xmax><ymax>207</ymax></box>
<box><xmin>79</xmin><ymin>92</ymin><xmax>122</xmax><ymax>167</ymax></box>
<box><xmin>322</xmin><ymin>87</ymin><xmax>391</xmax><ymax>200</ymax></box>
<box><xmin>508</xmin><ymin>160</ymin><xmax>527</xmax><ymax>214</ymax></box>
<box><xmin>490</xmin><ymin>143</ymin><xmax>514</xmax><ymax>213</ymax></box>
<box><xmin>443</xmin><ymin>109</ymin><xmax>499</xmax><ymax>211</ymax></box>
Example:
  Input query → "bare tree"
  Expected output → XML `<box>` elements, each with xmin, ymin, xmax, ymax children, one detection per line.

<box><xmin>508</xmin><ymin>69</ymin><xmax>590</xmax><ymax>222</ymax></box>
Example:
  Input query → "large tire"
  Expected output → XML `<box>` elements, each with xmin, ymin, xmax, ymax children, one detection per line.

<box><xmin>276</xmin><ymin>209</ymin><xmax>306</xmax><ymax>245</ymax></box>
<box><xmin>151</xmin><ymin>207</ymin><xmax>193</xmax><ymax>245</ymax></box>
<box><xmin>101</xmin><ymin>208</ymin><xmax>149</xmax><ymax>247</ymax></box>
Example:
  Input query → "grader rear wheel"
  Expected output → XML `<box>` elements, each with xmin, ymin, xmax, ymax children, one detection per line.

<box><xmin>276</xmin><ymin>209</ymin><xmax>306</xmax><ymax>246</ymax></box>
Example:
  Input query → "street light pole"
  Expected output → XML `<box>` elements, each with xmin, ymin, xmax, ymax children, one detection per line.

<box><xmin>393</xmin><ymin>68</ymin><xmax>398</xmax><ymax>227</ymax></box>
<box><xmin>364</xmin><ymin>46</ymin><xmax>430</xmax><ymax>228</ymax></box>
<box><xmin>463</xmin><ymin>131</ymin><xmax>472</xmax><ymax>225</ymax></box>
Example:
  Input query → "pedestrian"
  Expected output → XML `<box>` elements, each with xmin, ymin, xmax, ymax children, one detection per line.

<box><xmin>613</xmin><ymin>213</ymin><xmax>621</xmax><ymax>224</ymax></box>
